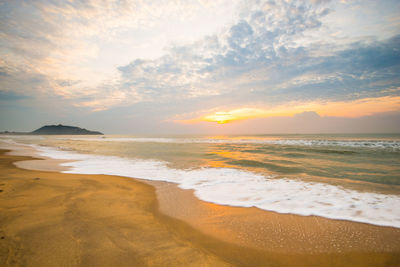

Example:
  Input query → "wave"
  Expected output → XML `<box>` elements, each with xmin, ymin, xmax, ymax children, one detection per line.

<box><xmin>227</xmin><ymin>159</ymin><xmax>302</xmax><ymax>174</ymax></box>
<box><xmin>58</xmin><ymin>136</ymin><xmax>400</xmax><ymax>150</ymax></box>
<box><xmin>33</xmin><ymin>144</ymin><xmax>400</xmax><ymax>228</ymax></box>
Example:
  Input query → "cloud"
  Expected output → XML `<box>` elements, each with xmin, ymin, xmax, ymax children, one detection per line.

<box><xmin>1</xmin><ymin>0</ymin><xmax>399</xmax><ymax>133</ymax></box>
<box><xmin>77</xmin><ymin>29</ymin><xmax>399</xmax><ymax>112</ymax></box>
<box><xmin>110</xmin><ymin>0</ymin><xmax>399</xmax><ymax>115</ymax></box>
<box><xmin>0</xmin><ymin>91</ymin><xmax>29</xmax><ymax>101</ymax></box>
<box><xmin>0</xmin><ymin>0</ymin><xmax>237</xmax><ymax>102</ymax></box>
<box><xmin>109</xmin><ymin>0</ymin><xmax>332</xmax><ymax>109</ymax></box>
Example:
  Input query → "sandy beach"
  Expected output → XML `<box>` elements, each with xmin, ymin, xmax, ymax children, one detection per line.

<box><xmin>1</xmin><ymin>149</ymin><xmax>400</xmax><ymax>266</ymax></box>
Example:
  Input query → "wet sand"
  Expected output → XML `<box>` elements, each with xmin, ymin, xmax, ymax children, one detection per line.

<box><xmin>1</xmin><ymin>149</ymin><xmax>400</xmax><ymax>266</ymax></box>
<box><xmin>148</xmin><ymin>180</ymin><xmax>400</xmax><ymax>253</ymax></box>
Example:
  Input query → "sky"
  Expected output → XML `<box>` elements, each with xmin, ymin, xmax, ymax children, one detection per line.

<box><xmin>0</xmin><ymin>0</ymin><xmax>399</xmax><ymax>134</ymax></box>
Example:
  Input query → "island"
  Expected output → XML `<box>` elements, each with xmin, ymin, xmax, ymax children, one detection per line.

<box><xmin>0</xmin><ymin>124</ymin><xmax>103</xmax><ymax>135</ymax></box>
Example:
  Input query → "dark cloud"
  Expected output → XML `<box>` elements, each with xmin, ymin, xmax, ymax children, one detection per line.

<box><xmin>56</xmin><ymin>80</ymin><xmax>82</xmax><ymax>87</ymax></box>
<box><xmin>0</xmin><ymin>91</ymin><xmax>29</xmax><ymax>101</ymax></box>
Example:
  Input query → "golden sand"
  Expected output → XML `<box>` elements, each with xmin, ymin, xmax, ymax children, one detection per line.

<box><xmin>1</xmin><ymin>150</ymin><xmax>399</xmax><ymax>266</ymax></box>
<box><xmin>148</xmin><ymin>180</ymin><xmax>400</xmax><ymax>253</ymax></box>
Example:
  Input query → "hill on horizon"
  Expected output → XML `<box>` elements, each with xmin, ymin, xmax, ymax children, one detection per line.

<box><xmin>30</xmin><ymin>124</ymin><xmax>103</xmax><ymax>135</ymax></box>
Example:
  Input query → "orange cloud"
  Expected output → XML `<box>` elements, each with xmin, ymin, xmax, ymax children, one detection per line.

<box><xmin>177</xmin><ymin>95</ymin><xmax>400</xmax><ymax>124</ymax></box>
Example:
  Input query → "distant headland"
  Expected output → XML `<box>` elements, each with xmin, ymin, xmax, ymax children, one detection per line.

<box><xmin>0</xmin><ymin>124</ymin><xmax>103</xmax><ymax>135</ymax></box>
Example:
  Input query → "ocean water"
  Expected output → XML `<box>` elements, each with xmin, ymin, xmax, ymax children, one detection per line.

<box><xmin>1</xmin><ymin>134</ymin><xmax>400</xmax><ymax>228</ymax></box>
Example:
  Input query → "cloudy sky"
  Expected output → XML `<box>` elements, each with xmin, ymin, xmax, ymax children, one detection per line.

<box><xmin>0</xmin><ymin>0</ymin><xmax>399</xmax><ymax>134</ymax></box>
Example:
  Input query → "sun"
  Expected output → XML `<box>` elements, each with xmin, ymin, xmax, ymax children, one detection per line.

<box><xmin>202</xmin><ymin>112</ymin><xmax>236</xmax><ymax>124</ymax></box>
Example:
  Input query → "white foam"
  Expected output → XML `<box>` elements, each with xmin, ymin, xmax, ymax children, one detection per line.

<box><xmin>34</xmin><ymin>145</ymin><xmax>400</xmax><ymax>228</ymax></box>
<box><xmin>58</xmin><ymin>136</ymin><xmax>400</xmax><ymax>150</ymax></box>
<box><xmin>0</xmin><ymin>135</ymin><xmax>44</xmax><ymax>140</ymax></box>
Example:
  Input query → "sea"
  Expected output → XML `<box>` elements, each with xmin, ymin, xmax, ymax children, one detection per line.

<box><xmin>1</xmin><ymin>134</ymin><xmax>400</xmax><ymax>228</ymax></box>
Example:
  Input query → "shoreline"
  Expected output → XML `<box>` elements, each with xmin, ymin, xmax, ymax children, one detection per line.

<box><xmin>145</xmin><ymin>179</ymin><xmax>400</xmax><ymax>253</ymax></box>
<box><xmin>0</xmin><ymin>149</ymin><xmax>265</xmax><ymax>266</ymax></box>
<box><xmin>3</xmin><ymin>142</ymin><xmax>400</xmax><ymax>232</ymax></box>
<box><xmin>3</xmin><ymin>140</ymin><xmax>400</xmax><ymax>228</ymax></box>
<box><xmin>1</xmin><ymin>146</ymin><xmax>400</xmax><ymax>265</ymax></box>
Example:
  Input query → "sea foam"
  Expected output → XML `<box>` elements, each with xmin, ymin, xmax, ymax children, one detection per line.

<box><xmin>33</xmin><ymin>144</ymin><xmax>400</xmax><ymax>228</ymax></box>
<box><xmin>59</xmin><ymin>136</ymin><xmax>400</xmax><ymax>150</ymax></box>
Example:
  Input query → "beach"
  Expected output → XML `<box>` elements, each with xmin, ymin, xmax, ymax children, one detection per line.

<box><xmin>2</xmin><ymin>0</ymin><xmax>399</xmax><ymax>265</ymax></box>
<box><xmin>1</xmin><ymin>148</ymin><xmax>400</xmax><ymax>266</ymax></box>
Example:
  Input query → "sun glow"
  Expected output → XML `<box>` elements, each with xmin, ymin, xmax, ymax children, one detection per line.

<box><xmin>201</xmin><ymin>108</ymin><xmax>273</xmax><ymax>124</ymax></box>
<box><xmin>203</xmin><ymin>112</ymin><xmax>238</xmax><ymax>124</ymax></box>
<box><xmin>177</xmin><ymin>95</ymin><xmax>400</xmax><ymax>124</ymax></box>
